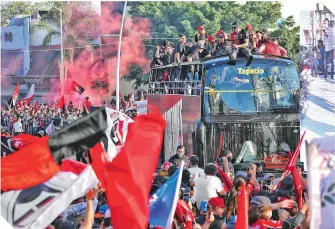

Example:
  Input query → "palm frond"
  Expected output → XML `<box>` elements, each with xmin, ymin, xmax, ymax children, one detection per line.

<box><xmin>30</xmin><ymin>20</ymin><xmax>55</xmax><ymax>34</ymax></box>
<box><xmin>42</xmin><ymin>31</ymin><xmax>61</xmax><ymax>45</ymax></box>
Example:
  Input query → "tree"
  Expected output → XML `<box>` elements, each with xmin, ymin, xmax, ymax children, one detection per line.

<box><xmin>270</xmin><ymin>16</ymin><xmax>300</xmax><ymax>65</ymax></box>
<box><xmin>122</xmin><ymin>64</ymin><xmax>150</xmax><ymax>90</ymax></box>
<box><xmin>0</xmin><ymin>1</ymin><xmax>45</xmax><ymax>26</ymax></box>
<box><xmin>30</xmin><ymin>1</ymin><xmax>97</xmax><ymax>60</ymax></box>
<box><xmin>129</xmin><ymin>1</ymin><xmax>282</xmax><ymax>57</ymax></box>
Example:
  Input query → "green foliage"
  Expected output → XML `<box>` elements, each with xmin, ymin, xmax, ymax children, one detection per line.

<box><xmin>122</xmin><ymin>64</ymin><xmax>150</xmax><ymax>89</ymax></box>
<box><xmin>1</xmin><ymin>2</ymin><xmax>41</xmax><ymax>26</ymax></box>
<box><xmin>270</xmin><ymin>16</ymin><xmax>300</xmax><ymax>65</ymax></box>
<box><xmin>129</xmin><ymin>1</ymin><xmax>282</xmax><ymax>53</ymax></box>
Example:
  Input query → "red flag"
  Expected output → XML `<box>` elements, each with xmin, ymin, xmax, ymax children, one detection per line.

<box><xmin>57</xmin><ymin>95</ymin><xmax>65</xmax><ymax>111</ymax></box>
<box><xmin>34</xmin><ymin>101</ymin><xmax>39</xmax><ymax>113</ymax></box>
<box><xmin>216</xmin><ymin>164</ymin><xmax>233</xmax><ymax>192</ymax></box>
<box><xmin>1</xmin><ymin>137</ymin><xmax>59</xmax><ymax>191</ymax></box>
<box><xmin>1</xmin><ymin>159</ymin><xmax>97</xmax><ymax>229</ymax></box>
<box><xmin>12</xmin><ymin>83</ymin><xmax>20</xmax><ymax>105</ymax></box>
<box><xmin>106</xmin><ymin>113</ymin><xmax>166</xmax><ymax>229</ymax></box>
<box><xmin>235</xmin><ymin>182</ymin><xmax>249</xmax><ymax>229</ymax></box>
<box><xmin>89</xmin><ymin>142</ymin><xmax>109</xmax><ymax>189</ymax></box>
<box><xmin>10</xmin><ymin>133</ymin><xmax>41</xmax><ymax>149</ymax></box>
<box><xmin>284</xmin><ymin>131</ymin><xmax>306</xmax><ymax>176</ymax></box>
<box><xmin>69</xmin><ymin>81</ymin><xmax>85</xmax><ymax>95</ymax></box>
<box><xmin>290</xmin><ymin>167</ymin><xmax>304</xmax><ymax>209</ymax></box>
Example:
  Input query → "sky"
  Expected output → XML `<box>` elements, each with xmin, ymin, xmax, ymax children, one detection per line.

<box><xmin>281</xmin><ymin>0</ymin><xmax>335</xmax><ymax>24</ymax></box>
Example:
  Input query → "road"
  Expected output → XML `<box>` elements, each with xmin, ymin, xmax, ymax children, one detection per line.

<box><xmin>300</xmin><ymin>71</ymin><xmax>335</xmax><ymax>165</ymax></box>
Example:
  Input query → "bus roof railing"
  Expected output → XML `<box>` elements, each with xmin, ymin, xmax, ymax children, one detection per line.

<box><xmin>150</xmin><ymin>53</ymin><xmax>294</xmax><ymax>70</ymax></box>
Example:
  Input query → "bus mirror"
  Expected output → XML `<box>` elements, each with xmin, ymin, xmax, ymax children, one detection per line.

<box><xmin>195</xmin><ymin>121</ymin><xmax>205</xmax><ymax>144</ymax></box>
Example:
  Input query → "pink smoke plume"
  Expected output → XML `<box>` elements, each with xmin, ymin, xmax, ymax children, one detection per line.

<box><xmin>44</xmin><ymin>2</ymin><xmax>151</xmax><ymax>106</ymax></box>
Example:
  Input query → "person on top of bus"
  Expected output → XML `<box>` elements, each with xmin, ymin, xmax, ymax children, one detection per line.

<box><xmin>259</xmin><ymin>37</ymin><xmax>282</xmax><ymax>56</ymax></box>
<box><xmin>212</xmin><ymin>32</ymin><xmax>235</xmax><ymax>60</ymax></box>
<box><xmin>168</xmin><ymin>145</ymin><xmax>190</xmax><ymax>168</ymax></box>
<box><xmin>272</xmin><ymin>38</ymin><xmax>288</xmax><ymax>57</ymax></box>
<box><xmin>207</xmin><ymin>35</ymin><xmax>216</xmax><ymax>53</ymax></box>
<box><xmin>194</xmin><ymin>24</ymin><xmax>208</xmax><ymax>43</ymax></box>
<box><xmin>151</xmin><ymin>40</ymin><xmax>170</xmax><ymax>67</ymax></box>
<box><xmin>229</xmin><ymin>29</ymin><xmax>254</xmax><ymax>67</ymax></box>
<box><xmin>229</xmin><ymin>22</ymin><xmax>240</xmax><ymax>45</ymax></box>
<box><xmin>175</xmin><ymin>34</ymin><xmax>187</xmax><ymax>64</ymax></box>
<box><xmin>162</xmin><ymin>42</ymin><xmax>175</xmax><ymax>65</ymax></box>
<box><xmin>255</xmin><ymin>30</ymin><xmax>262</xmax><ymax>48</ymax></box>
<box><xmin>183</xmin><ymin>43</ymin><xmax>211</xmax><ymax>62</ymax></box>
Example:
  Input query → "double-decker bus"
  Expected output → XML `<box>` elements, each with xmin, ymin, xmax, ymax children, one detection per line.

<box><xmin>148</xmin><ymin>54</ymin><xmax>300</xmax><ymax>171</ymax></box>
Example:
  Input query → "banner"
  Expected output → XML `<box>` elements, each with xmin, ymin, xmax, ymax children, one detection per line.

<box><xmin>307</xmin><ymin>135</ymin><xmax>335</xmax><ymax>229</ymax></box>
<box><xmin>104</xmin><ymin>107</ymin><xmax>134</xmax><ymax>161</ymax></box>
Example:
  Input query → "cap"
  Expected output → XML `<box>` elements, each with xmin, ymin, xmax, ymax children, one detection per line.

<box><xmin>250</xmin><ymin>196</ymin><xmax>272</xmax><ymax>207</ymax></box>
<box><xmin>190</xmin><ymin>155</ymin><xmax>200</xmax><ymax>165</ymax></box>
<box><xmin>197</xmin><ymin>43</ymin><xmax>205</xmax><ymax>49</ymax></box>
<box><xmin>277</xmin><ymin>176</ymin><xmax>294</xmax><ymax>195</ymax></box>
<box><xmin>198</xmin><ymin>25</ymin><xmax>204</xmax><ymax>30</ymax></box>
<box><xmin>209</xmin><ymin>197</ymin><xmax>225</xmax><ymax>208</ymax></box>
<box><xmin>94</xmin><ymin>204</ymin><xmax>109</xmax><ymax>218</ymax></box>
<box><xmin>218</xmin><ymin>33</ymin><xmax>225</xmax><ymax>38</ymax></box>
<box><xmin>207</xmin><ymin>35</ymin><xmax>215</xmax><ymax>41</ymax></box>
<box><xmin>54</xmin><ymin>218</ymin><xmax>77</xmax><ymax>229</ymax></box>
<box><xmin>236</xmin><ymin>171</ymin><xmax>248</xmax><ymax>179</ymax></box>
<box><xmin>161</xmin><ymin>162</ymin><xmax>173</xmax><ymax>171</ymax></box>
<box><xmin>216</xmin><ymin>30</ymin><xmax>223</xmax><ymax>37</ymax></box>
<box><xmin>264</xmin><ymin>173</ymin><xmax>275</xmax><ymax>180</ymax></box>
<box><xmin>200</xmin><ymin>200</ymin><xmax>209</xmax><ymax>213</ymax></box>
<box><xmin>246</xmin><ymin>24</ymin><xmax>253</xmax><ymax>30</ymax></box>
<box><xmin>261</xmin><ymin>29</ymin><xmax>269</xmax><ymax>34</ymax></box>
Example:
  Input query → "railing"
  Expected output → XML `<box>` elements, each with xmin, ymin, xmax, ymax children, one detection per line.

<box><xmin>148</xmin><ymin>80</ymin><xmax>201</xmax><ymax>95</ymax></box>
<box><xmin>1</xmin><ymin>118</ymin><xmax>70</xmax><ymax>136</ymax></box>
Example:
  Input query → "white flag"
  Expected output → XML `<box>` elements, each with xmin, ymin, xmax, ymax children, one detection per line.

<box><xmin>104</xmin><ymin>107</ymin><xmax>134</xmax><ymax>161</ymax></box>
<box><xmin>23</xmin><ymin>84</ymin><xmax>35</xmax><ymax>103</ymax></box>
<box><xmin>307</xmin><ymin>135</ymin><xmax>335</xmax><ymax>229</ymax></box>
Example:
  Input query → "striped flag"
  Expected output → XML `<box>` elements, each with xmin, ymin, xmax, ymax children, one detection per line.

<box><xmin>1</xmin><ymin>159</ymin><xmax>97</xmax><ymax>229</ymax></box>
<box><xmin>8</xmin><ymin>83</ymin><xmax>20</xmax><ymax>109</ymax></box>
<box><xmin>23</xmin><ymin>84</ymin><xmax>34</xmax><ymax>103</ymax></box>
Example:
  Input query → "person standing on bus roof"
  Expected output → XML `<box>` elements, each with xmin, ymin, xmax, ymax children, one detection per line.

<box><xmin>168</xmin><ymin>145</ymin><xmax>190</xmax><ymax>168</ymax></box>
<box><xmin>229</xmin><ymin>29</ymin><xmax>254</xmax><ymax>67</ymax></box>
<box><xmin>195</xmin><ymin>24</ymin><xmax>208</xmax><ymax>43</ymax></box>
<box><xmin>230</xmin><ymin>22</ymin><xmax>240</xmax><ymax>45</ymax></box>
<box><xmin>175</xmin><ymin>34</ymin><xmax>187</xmax><ymax>64</ymax></box>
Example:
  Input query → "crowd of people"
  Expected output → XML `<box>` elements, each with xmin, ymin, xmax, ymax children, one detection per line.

<box><xmin>149</xmin><ymin>145</ymin><xmax>310</xmax><ymax>229</ymax></box>
<box><xmin>300</xmin><ymin>18</ymin><xmax>334</xmax><ymax>80</ymax></box>
<box><xmin>151</xmin><ymin>22</ymin><xmax>288</xmax><ymax>69</ymax></box>
<box><xmin>0</xmin><ymin>93</ymin><xmax>141</xmax><ymax>139</ymax></box>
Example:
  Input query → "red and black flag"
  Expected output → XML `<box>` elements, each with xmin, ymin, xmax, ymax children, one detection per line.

<box><xmin>7</xmin><ymin>83</ymin><xmax>20</xmax><ymax>109</ymax></box>
<box><xmin>69</xmin><ymin>81</ymin><xmax>85</xmax><ymax>95</ymax></box>
<box><xmin>56</xmin><ymin>95</ymin><xmax>65</xmax><ymax>113</ymax></box>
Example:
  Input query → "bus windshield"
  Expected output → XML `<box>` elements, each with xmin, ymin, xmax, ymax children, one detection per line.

<box><xmin>204</xmin><ymin>61</ymin><xmax>300</xmax><ymax>115</ymax></box>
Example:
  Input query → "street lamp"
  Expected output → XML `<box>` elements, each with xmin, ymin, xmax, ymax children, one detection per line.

<box><xmin>46</xmin><ymin>2</ymin><xmax>64</xmax><ymax>95</ymax></box>
<box><xmin>116</xmin><ymin>1</ymin><xmax>127</xmax><ymax>111</ymax></box>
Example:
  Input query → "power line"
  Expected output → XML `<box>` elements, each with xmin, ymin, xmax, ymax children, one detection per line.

<box><xmin>1</xmin><ymin>41</ymin><xmax>157</xmax><ymax>53</ymax></box>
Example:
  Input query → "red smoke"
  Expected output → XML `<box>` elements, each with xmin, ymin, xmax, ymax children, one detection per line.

<box><xmin>44</xmin><ymin>2</ymin><xmax>151</xmax><ymax>106</ymax></box>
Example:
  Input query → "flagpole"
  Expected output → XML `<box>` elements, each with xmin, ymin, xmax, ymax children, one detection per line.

<box><xmin>116</xmin><ymin>1</ymin><xmax>127</xmax><ymax>111</ymax></box>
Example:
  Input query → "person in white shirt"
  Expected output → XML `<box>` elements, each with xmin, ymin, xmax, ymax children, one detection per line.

<box><xmin>188</xmin><ymin>155</ymin><xmax>205</xmax><ymax>182</ymax></box>
<box><xmin>323</xmin><ymin>18</ymin><xmax>334</xmax><ymax>80</ymax></box>
<box><xmin>12</xmin><ymin>118</ymin><xmax>23</xmax><ymax>136</ymax></box>
<box><xmin>195</xmin><ymin>163</ymin><xmax>225</xmax><ymax>209</ymax></box>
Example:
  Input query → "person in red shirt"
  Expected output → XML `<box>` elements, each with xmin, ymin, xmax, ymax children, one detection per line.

<box><xmin>272</xmin><ymin>38</ymin><xmax>288</xmax><ymax>57</ymax></box>
<box><xmin>229</xmin><ymin>22</ymin><xmax>240</xmax><ymax>45</ymax></box>
<box><xmin>83</xmin><ymin>97</ymin><xmax>91</xmax><ymax>115</ymax></box>
<box><xmin>259</xmin><ymin>38</ymin><xmax>282</xmax><ymax>56</ymax></box>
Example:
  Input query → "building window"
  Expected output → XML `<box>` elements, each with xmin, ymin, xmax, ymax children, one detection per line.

<box><xmin>4</xmin><ymin>32</ymin><xmax>12</xmax><ymax>42</ymax></box>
